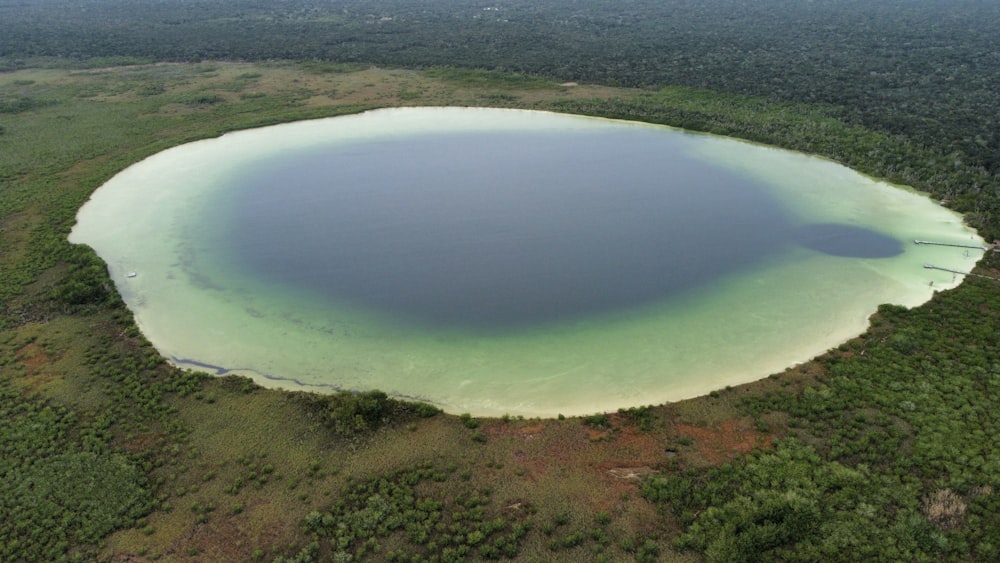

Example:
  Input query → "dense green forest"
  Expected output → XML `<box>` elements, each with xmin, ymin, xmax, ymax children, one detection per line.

<box><xmin>2</xmin><ymin>0</ymin><xmax>999</xmax><ymax>179</ymax></box>
<box><xmin>2</xmin><ymin>0</ymin><xmax>1000</xmax><ymax>561</ymax></box>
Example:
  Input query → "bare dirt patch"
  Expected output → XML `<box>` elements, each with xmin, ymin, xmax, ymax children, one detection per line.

<box><xmin>673</xmin><ymin>418</ymin><xmax>771</xmax><ymax>466</ymax></box>
<box><xmin>13</xmin><ymin>342</ymin><xmax>62</xmax><ymax>393</ymax></box>
<box><xmin>15</xmin><ymin>342</ymin><xmax>50</xmax><ymax>372</ymax></box>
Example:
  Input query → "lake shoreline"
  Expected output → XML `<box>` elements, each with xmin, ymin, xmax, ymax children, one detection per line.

<box><xmin>71</xmin><ymin>107</ymin><xmax>986</xmax><ymax>417</ymax></box>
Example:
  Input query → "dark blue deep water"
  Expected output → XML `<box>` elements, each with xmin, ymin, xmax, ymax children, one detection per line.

<box><xmin>214</xmin><ymin>129</ymin><xmax>899</xmax><ymax>330</ymax></box>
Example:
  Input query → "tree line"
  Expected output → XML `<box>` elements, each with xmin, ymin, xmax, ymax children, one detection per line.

<box><xmin>2</xmin><ymin>0</ymin><xmax>999</xmax><ymax>177</ymax></box>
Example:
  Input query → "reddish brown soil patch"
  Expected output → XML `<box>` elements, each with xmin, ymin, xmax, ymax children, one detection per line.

<box><xmin>124</xmin><ymin>432</ymin><xmax>167</xmax><ymax>454</ymax></box>
<box><xmin>164</xmin><ymin>504</ymin><xmax>298</xmax><ymax>562</ymax></box>
<box><xmin>587</xmin><ymin>428</ymin><xmax>612</xmax><ymax>441</ymax></box>
<box><xmin>612</xmin><ymin>415</ymin><xmax>666</xmax><ymax>456</ymax></box>
<box><xmin>675</xmin><ymin>419</ymin><xmax>771</xmax><ymax>465</ymax></box>
<box><xmin>16</xmin><ymin>342</ymin><xmax>50</xmax><ymax>372</ymax></box>
<box><xmin>483</xmin><ymin>420</ymin><xmax>550</xmax><ymax>443</ymax></box>
<box><xmin>13</xmin><ymin>343</ymin><xmax>61</xmax><ymax>393</ymax></box>
<box><xmin>583</xmin><ymin>417</ymin><xmax>674</xmax><ymax>507</ymax></box>
<box><xmin>518</xmin><ymin>422</ymin><xmax>545</xmax><ymax>438</ymax></box>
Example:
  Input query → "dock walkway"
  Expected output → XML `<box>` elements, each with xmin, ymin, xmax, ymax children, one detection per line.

<box><xmin>923</xmin><ymin>264</ymin><xmax>997</xmax><ymax>281</ymax></box>
<box><xmin>914</xmin><ymin>240</ymin><xmax>988</xmax><ymax>251</ymax></box>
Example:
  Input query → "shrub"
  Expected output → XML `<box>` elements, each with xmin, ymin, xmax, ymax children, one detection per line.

<box><xmin>460</xmin><ymin>413</ymin><xmax>480</xmax><ymax>429</ymax></box>
<box><xmin>583</xmin><ymin>413</ymin><xmax>611</xmax><ymax>429</ymax></box>
<box><xmin>413</xmin><ymin>402</ymin><xmax>441</xmax><ymax>418</ymax></box>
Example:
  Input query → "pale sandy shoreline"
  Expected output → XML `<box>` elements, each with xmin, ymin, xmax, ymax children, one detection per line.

<box><xmin>71</xmin><ymin>107</ymin><xmax>987</xmax><ymax>419</ymax></box>
<box><xmin>159</xmin><ymin>271</ymin><xmax>969</xmax><ymax>419</ymax></box>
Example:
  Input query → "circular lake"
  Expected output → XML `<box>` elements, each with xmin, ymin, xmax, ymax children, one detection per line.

<box><xmin>70</xmin><ymin>107</ymin><xmax>984</xmax><ymax>416</ymax></box>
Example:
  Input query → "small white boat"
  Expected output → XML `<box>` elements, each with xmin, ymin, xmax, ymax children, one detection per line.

<box><xmin>127</xmin><ymin>271</ymin><xmax>137</xmax><ymax>278</ymax></box>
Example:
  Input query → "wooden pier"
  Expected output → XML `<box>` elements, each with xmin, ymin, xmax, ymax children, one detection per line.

<box><xmin>923</xmin><ymin>264</ymin><xmax>998</xmax><ymax>281</ymax></box>
<box><xmin>914</xmin><ymin>240</ymin><xmax>988</xmax><ymax>251</ymax></box>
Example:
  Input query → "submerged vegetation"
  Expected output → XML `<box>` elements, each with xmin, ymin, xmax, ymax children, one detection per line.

<box><xmin>2</xmin><ymin>0</ymin><xmax>1000</xmax><ymax>560</ymax></box>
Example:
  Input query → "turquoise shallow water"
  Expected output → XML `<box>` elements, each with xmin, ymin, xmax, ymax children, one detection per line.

<box><xmin>70</xmin><ymin>108</ymin><xmax>985</xmax><ymax>416</ymax></box>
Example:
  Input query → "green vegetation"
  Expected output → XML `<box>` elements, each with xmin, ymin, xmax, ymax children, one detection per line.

<box><xmin>424</xmin><ymin>68</ymin><xmax>556</xmax><ymax>90</ymax></box>
<box><xmin>2</xmin><ymin>1</ymin><xmax>1000</xmax><ymax>560</ymax></box>
<box><xmin>583</xmin><ymin>413</ymin><xmax>612</xmax><ymax>429</ymax></box>
<box><xmin>294</xmin><ymin>389</ymin><xmax>441</xmax><ymax>439</ymax></box>
<box><xmin>647</xmin><ymin>440</ymin><xmax>929</xmax><ymax>561</ymax></box>
<box><xmin>2</xmin><ymin>0</ymin><xmax>997</xmax><ymax>181</ymax></box>
<box><xmin>645</xmin><ymin>274</ymin><xmax>1000</xmax><ymax>561</ymax></box>
<box><xmin>618</xmin><ymin>405</ymin><xmax>658</xmax><ymax>432</ymax></box>
<box><xmin>300</xmin><ymin>463</ymin><xmax>530</xmax><ymax>561</ymax></box>
<box><xmin>0</xmin><ymin>379</ymin><xmax>150</xmax><ymax>561</ymax></box>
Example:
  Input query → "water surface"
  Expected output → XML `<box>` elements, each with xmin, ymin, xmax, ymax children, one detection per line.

<box><xmin>70</xmin><ymin>108</ymin><xmax>984</xmax><ymax>416</ymax></box>
<box><xmin>221</xmin><ymin>130</ymin><xmax>793</xmax><ymax>330</ymax></box>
